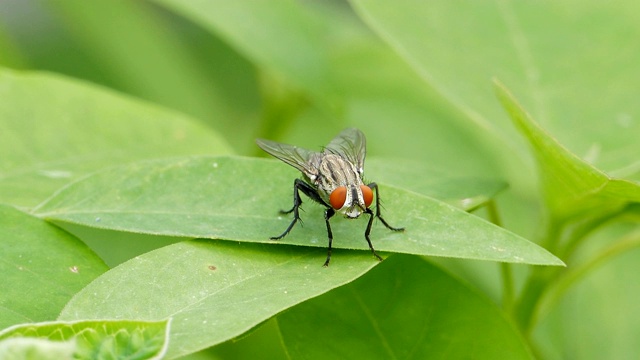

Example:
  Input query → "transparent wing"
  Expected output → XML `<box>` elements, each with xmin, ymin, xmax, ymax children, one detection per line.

<box><xmin>256</xmin><ymin>138</ymin><xmax>320</xmax><ymax>175</ymax></box>
<box><xmin>324</xmin><ymin>128</ymin><xmax>366</xmax><ymax>173</ymax></box>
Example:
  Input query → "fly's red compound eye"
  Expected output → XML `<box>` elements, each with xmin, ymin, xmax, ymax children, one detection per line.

<box><xmin>361</xmin><ymin>185</ymin><xmax>373</xmax><ymax>208</ymax></box>
<box><xmin>330</xmin><ymin>186</ymin><xmax>347</xmax><ymax>210</ymax></box>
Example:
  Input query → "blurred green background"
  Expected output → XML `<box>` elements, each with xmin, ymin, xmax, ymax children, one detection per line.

<box><xmin>2</xmin><ymin>1</ymin><xmax>639</xmax><ymax>359</ymax></box>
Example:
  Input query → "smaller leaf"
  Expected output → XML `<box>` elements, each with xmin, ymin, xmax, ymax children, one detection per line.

<box><xmin>494</xmin><ymin>80</ymin><xmax>640</xmax><ymax>220</ymax></box>
<box><xmin>34</xmin><ymin>156</ymin><xmax>563</xmax><ymax>266</ymax></box>
<box><xmin>0</xmin><ymin>319</ymin><xmax>170</xmax><ymax>360</ymax></box>
<box><xmin>0</xmin><ymin>337</ymin><xmax>75</xmax><ymax>360</ymax></box>
<box><xmin>58</xmin><ymin>240</ymin><xmax>381</xmax><ymax>359</ymax></box>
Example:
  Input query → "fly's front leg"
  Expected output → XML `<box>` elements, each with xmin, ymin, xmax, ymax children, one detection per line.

<box><xmin>367</xmin><ymin>182</ymin><xmax>405</xmax><ymax>232</ymax></box>
<box><xmin>364</xmin><ymin>208</ymin><xmax>383</xmax><ymax>262</ymax></box>
<box><xmin>323</xmin><ymin>208</ymin><xmax>335</xmax><ymax>267</ymax></box>
<box><xmin>271</xmin><ymin>179</ymin><xmax>319</xmax><ymax>240</ymax></box>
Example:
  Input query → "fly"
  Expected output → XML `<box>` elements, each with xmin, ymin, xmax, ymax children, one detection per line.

<box><xmin>256</xmin><ymin>128</ymin><xmax>404</xmax><ymax>266</ymax></box>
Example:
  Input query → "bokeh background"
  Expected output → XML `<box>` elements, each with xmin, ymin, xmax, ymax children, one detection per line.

<box><xmin>2</xmin><ymin>1</ymin><xmax>639</xmax><ymax>359</ymax></box>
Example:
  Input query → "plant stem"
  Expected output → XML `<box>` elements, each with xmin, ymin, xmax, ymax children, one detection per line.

<box><xmin>514</xmin><ymin>219</ymin><xmax>562</xmax><ymax>333</ymax></box>
<box><xmin>529</xmin><ymin>229</ymin><xmax>640</xmax><ymax>330</ymax></box>
<box><xmin>485</xmin><ymin>200</ymin><xmax>515</xmax><ymax>312</ymax></box>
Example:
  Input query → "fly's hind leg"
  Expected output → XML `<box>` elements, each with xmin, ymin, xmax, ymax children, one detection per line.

<box><xmin>271</xmin><ymin>179</ymin><xmax>322</xmax><ymax>240</ymax></box>
<box><xmin>322</xmin><ymin>208</ymin><xmax>336</xmax><ymax>267</ymax></box>
<box><xmin>364</xmin><ymin>208</ymin><xmax>384</xmax><ymax>261</ymax></box>
<box><xmin>367</xmin><ymin>182</ymin><xmax>405</xmax><ymax>232</ymax></box>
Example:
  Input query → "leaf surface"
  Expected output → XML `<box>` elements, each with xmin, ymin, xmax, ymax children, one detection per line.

<box><xmin>58</xmin><ymin>240</ymin><xmax>381</xmax><ymax>359</ymax></box>
<box><xmin>34</xmin><ymin>156</ymin><xmax>562</xmax><ymax>266</ymax></box>
<box><xmin>350</xmin><ymin>0</ymin><xmax>640</xmax><ymax>176</ymax></box>
<box><xmin>278</xmin><ymin>255</ymin><xmax>533</xmax><ymax>359</ymax></box>
<box><xmin>0</xmin><ymin>205</ymin><xmax>107</xmax><ymax>329</ymax></box>
<box><xmin>495</xmin><ymin>81</ymin><xmax>640</xmax><ymax>220</ymax></box>
<box><xmin>0</xmin><ymin>70</ymin><xmax>232</xmax><ymax>208</ymax></box>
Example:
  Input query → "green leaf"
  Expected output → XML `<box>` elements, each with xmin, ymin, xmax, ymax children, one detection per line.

<box><xmin>534</xmin><ymin>239</ymin><xmax>640</xmax><ymax>360</ymax></box>
<box><xmin>0</xmin><ymin>337</ymin><xmax>75</xmax><ymax>360</ymax></box>
<box><xmin>0</xmin><ymin>205</ymin><xmax>107</xmax><ymax>329</ymax></box>
<box><xmin>58</xmin><ymin>240</ymin><xmax>381</xmax><ymax>359</ymax></box>
<box><xmin>349</xmin><ymin>0</ymin><xmax>640</xmax><ymax>176</ymax></box>
<box><xmin>278</xmin><ymin>255</ymin><xmax>533</xmax><ymax>359</ymax></box>
<box><xmin>34</xmin><ymin>156</ymin><xmax>562</xmax><ymax>266</ymax></box>
<box><xmin>494</xmin><ymin>81</ymin><xmax>640</xmax><ymax>220</ymax></box>
<box><xmin>0</xmin><ymin>69</ymin><xmax>233</xmax><ymax>209</ymax></box>
<box><xmin>0</xmin><ymin>319</ymin><xmax>170</xmax><ymax>360</ymax></box>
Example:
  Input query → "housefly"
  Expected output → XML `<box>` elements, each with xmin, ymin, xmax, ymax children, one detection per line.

<box><xmin>256</xmin><ymin>128</ymin><xmax>404</xmax><ymax>266</ymax></box>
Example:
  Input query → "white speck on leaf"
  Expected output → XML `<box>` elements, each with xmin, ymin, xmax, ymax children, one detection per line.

<box><xmin>69</xmin><ymin>266</ymin><xmax>79</xmax><ymax>273</ymax></box>
<box><xmin>38</xmin><ymin>170</ymin><xmax>73</xmax><ymax>179</ymax></box>
<box><xmin>616</xmin><ymin>113</ymin><xmax>633</xmax><ymax>128</ymax></box>
<box><xmin>583</xmin><ymin>143</ymin><xmax>601</xmax><ymax>164</ymax></box>
<box><xmin>460</xmin><ymin>198</ymin><xmax>475</xmax><ymax>208</ymax></box>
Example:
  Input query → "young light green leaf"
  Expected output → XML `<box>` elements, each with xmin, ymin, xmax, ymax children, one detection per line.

<box><xmin>0</xmin><ymin>319</ymin><xmax>170</xmax><ymax>360</ymax></box>
<box><xmin>278</xmin><ymin>254</ymin><xmax>533</xmax><ymax>359</ymax></box>
<box><xmin>0</xmin><ymin>337</ymin><xmax>75</xmax><ymax>360</ymax></box>
<box><xmin>58</xmin><ymin>240</ymin><xmax>382</xmax><ymax>359</ymax></box>
<box><xmin>495</xmin><ymin>80</ymin><xmax>640</xmax><ymax>220</ymax></box>
<box><xmin>0</xmin><ymin>205</ymin><xmax>108</xmax><ymax>329</ymax></box>
<box><xmin>0</xmin><ymin>69</ymin><xmax>232</xmax><ymax>209</ymax></box>
<box><xmin>34</xmin><ymin>156</ymin><xmax>562</xmax><ymax>266</ymax></box>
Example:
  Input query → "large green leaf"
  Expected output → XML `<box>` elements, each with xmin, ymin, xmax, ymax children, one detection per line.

<box><xmin>278</xmin><ymin>255</ymin><xmax>532</xmax><ymax>359</ymax></box>
<box><xmin>34</xmin><ymin>156</ymin><xmax>561</xmax><ymax>266</ymax></box>
<box><xmin>58</xmin><ymin>240</ymin><xmax>382</xmax><ymax>359</ymax></box>
<box><xmin>495</xmin><ymin>81</ymin><xmax>640</xmax><ymax>220</ymax></box>
<box><xmin>0</xmin><ymin>205</ymin><xmax>107</xmax><ymax>329</ymax></box>
<box><xmin>0</xmin><ymin>319</ymin><xmax>170</xmax><ymax>360</ymax></box>
<box><xmin>0</xmin><ymin>69</ymin><xmax>232</xmax><ymax>209</ymax></box>
<box><xmin>350</xmin><ymin>0</ymin><xmax>640</xmax><ymax>176</ymax></box>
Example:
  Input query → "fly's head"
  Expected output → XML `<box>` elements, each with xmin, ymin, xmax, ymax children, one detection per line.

<box><xmin>314</xmin><ymin>154</ymin><xmax>372</xmax><ymax>218</ymax></box>
<box><xmin>328</xmin><ymin>184</ymin><xmax>373</xmax><ymax>218</ymax></box>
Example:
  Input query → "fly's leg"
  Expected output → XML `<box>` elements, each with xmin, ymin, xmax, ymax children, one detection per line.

<box><xmin>364</xmin><ymin>208</ymin><xmax>384</xmax><ymax>261</ymax></box>
<box><xmin>323</xmin><ymin>208</ymin><xmax>335</xmax><ymax>267</ymax></box>
<box><xmin>271</xmin><ymin>179</ymin><xmax>322</xmax><ymax>240</ymax></box>
<box><xmin>367</xmin><ymin>182</ymin><xmax>405</xmax><ymax>232</ymax></box>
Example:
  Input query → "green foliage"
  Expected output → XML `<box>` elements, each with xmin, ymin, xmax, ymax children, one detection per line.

<box><xmin>1</xmin><ymin>0</ymin><xmax>638</xmax><ymax>358</ymax></box>
<box><xmin>0</xmin><ymin>205</ymin><xmax>107</xmax><ymax>329</ymax></box>
<box><xmin>0</xmin><ymin>319</ymin><xmax>170</xmax><ymax>359</ymax></box>
<box><xmin>33</xmin><ymin>156</ymin><xmax>559</xmax><ymax>265</ymax></box>
<box><xmin>278</xmin><ymin>255</ymin><xmax>533</xmax><ymax>359</ymax></box>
